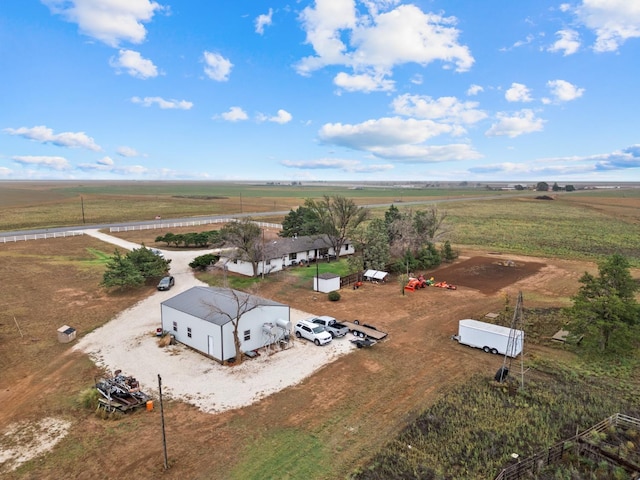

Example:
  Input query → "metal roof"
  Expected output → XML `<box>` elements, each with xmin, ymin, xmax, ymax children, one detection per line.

<box><xmin>161</xmin><ymin>286</ymin><xmax>286</xmax><ymax>326</ymax></box>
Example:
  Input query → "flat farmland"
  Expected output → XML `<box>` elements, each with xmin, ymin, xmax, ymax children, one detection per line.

<box><xmin>1</xmin><ymin>182</ymin><xmax>640</xmax><ymax>479</ymax></box>
<box><xmin>0</xmin><ymin>180</ymin><xmax>522</xmax><ymax>231</ymax></box>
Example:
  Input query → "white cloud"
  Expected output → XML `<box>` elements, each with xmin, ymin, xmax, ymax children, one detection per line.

<box><xmin>0</xmin><ymin>167</ymin><xmax>12</xmax><ymax>176</ymax></box>
<box><xmin>391</xmin><ymin>94</ymin><xmax>487</xmax><ymax>125</ymax></box>
<box><xmin>255</xmin><ymin>8</ymin><xmax>273</xmax><ymax>35</ymax></box>
<box><xmin>467</xmin><ymin>84</ymin><xmax>483</xmax><ymax>96</ymax></box>
<box><xmin>296</xmin><ymin>2</ymin><xmax>473</xmax><ymax>83</ymax></box>
<box><xmin>369</xmin><ymin>143</ymin><xmax>482</xmax><ymax>162</ymax></box>
<box><xmin>505</xmin><ymin>83</ymin><xmax>533</xmax><ymax>102</ymax></box>
<box><xmin>12</xmin><ymin>155</ymin><xmax>71</xmax><ymax>170</ymax></box>
<box><xmin>220</xmin><ymin>107</ymin><xmax>248</xmax><ymax>122</ymax></box>
<box><xmin>203</xmin><ymin>51</ymin><xmax>233</xmax><ymax>81</ymax></box>
<box><xmin>42</xmin><ymin>0</ymin><xmax>163</xmax><ymax>47</ymax></box>
<box><xmin>117</xmin><ymin>146</ymin><xmax>140</xmax><ymax>157</ymax></box>
<box><xmin>485</xmin><ymin>109</ymin><xmax>545</xmax><ymax>138</ymax></box>
<box><xmin>77</xmin><ymin>159</ymin><xmax>149</xmax><ymax>175</ymax></box>
<box><xmin>319</xmin><ymin>117</ymin><xmax>452</xmax><ymax>149</ymax></box>
<box><xmin>469</xmin><ymin>144</ymin><xmax>640</xmax><ymax>177</ymax></box>
<box><xmin>410</xmin><ymin>74</ymin><xmax>423</xmax><ymax>85</ymax></box>
<box><xmin>110</xmin><ymin>49</ymin><xmax>158</xmax><ymax>79</ymax></box>
<box><xmin>4</xmin><ymin>125</ymin><xmax>101</xmax><ymax>151</ymax></box>
<box><xmin>576</xmin><ymin>0</ymin><xmax>640</xmax><ymax>52</ymax></box>
<box><xmin>317</xmin><ymin>116</ymin><xmax>481</xmax><ymax>162</ymax></box>
<box><xmin>257</xmin><ymin>109</ymin><xmax>292</xmax><ymax>124</ymax></box>
<box><xmin>131</xmin><ymin>96</ymin><xmax>193</xmax><ymax>109</ymax></box>
<box><xmin>334</xmin><ymin>71</ymin><xmax>394</xmax><ymax>92</ymax></box>
<box><xmin>548</xmin><ymin>29</ymin><xmax>581</xmax><ymax>55</ymax></box>
<box><xmin>280</xmin><ymin>158</ymin><xmax>394</xmax><ymax>173</ymax></box>
<box><xmin>546</xmin><ymin>79</ymin><xmax>585</xmax><ymax>102</ymax></box>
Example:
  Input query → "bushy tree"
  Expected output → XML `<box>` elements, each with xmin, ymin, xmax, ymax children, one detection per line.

<box><xmin>566</xmin><ymin>254</ymin><xmax>640</xmax><ymax>354</ymax></box>
<box><xmin>189</xmin><ymin>253</ymin><xmax>220</xmax><ymax>271</ymax></box>
<box><xmin>536</xmin><ymin>181</ymin><xmax>549</xmax><ymax>192</ymax></box>
<box><xmin>101</xmin><ymin>249</ymin><xmax>144</xmax><ymax>289</ymax></box>
<box><xmin>279</xmin><ymin>206</ymin><xmax>322</xmax><ymax>237</ymax></box>
<box><xmin>441</xmin><ymin>240</ymin><xmax>458</xmax><ymax>263</ymax></box>
<box><xmin>128</xmin><ymin>245</ymin><xmax>171</xmax><ymax>279</ymax></box>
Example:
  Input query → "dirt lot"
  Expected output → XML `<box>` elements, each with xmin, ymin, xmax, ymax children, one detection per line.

<box><xmin>0</xmin><ymin>235</ymin><xmax>592</xmax><ymax>479</ymax></box>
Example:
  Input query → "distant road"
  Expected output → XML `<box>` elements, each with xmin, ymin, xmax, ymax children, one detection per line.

<box><xmin>0</xmin><ymin>192</ymin><xmax>542</xmax><ymax>238</ymax></box>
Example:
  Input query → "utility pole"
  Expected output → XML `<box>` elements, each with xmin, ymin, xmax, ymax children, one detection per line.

<box><xmin>158</xmin><ymin>374</ymin><xmax>168</xmax><ymax>470</ymax></box>
<box><xmin>81</xmin><ymin>196</ymin><xmax>85</xmax><ymax>224</ymax></box>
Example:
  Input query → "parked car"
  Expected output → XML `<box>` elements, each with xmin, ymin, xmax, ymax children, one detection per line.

<box><xmin>150</xmin><ymin>248</ymin><xmax>164</xmax><ymax>258</ymax></box>
<box><xmin>295</xmin><ymin>319</ymin><xmax>332</xmax><ymax>346</ymax></box>
<box><xmin>157</xmin><ymin>276</ymin><xmax>175</xmax><ymax>291</ymax></box>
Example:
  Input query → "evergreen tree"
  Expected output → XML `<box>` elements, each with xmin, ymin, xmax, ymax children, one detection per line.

<box><xmin>101</xmin><ymin>249</ymin><xmax>144</xmax><ymax>289</ymax></box>
<box><xmin>567</xmin><ymin>253</ymin><xmax>639</xmax><ymax>354</ymax></box>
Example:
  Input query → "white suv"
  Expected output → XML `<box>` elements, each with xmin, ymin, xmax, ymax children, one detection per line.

<box><xmin>295</xmin><ymin>320</ymin><xmax>332</xmax><ymax>346</ymax></box>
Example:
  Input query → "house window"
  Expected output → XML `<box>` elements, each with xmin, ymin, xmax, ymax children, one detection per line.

<box><xmin>244</xmin><ymin>329</ymin><xmax>251</xmax><ymax>341</ymax></box>
<box><xmin>172</xmin><ymin>321</ymin><xmax>177</xmax><ymax>332</ymax></box>
<box><xmin>344</xmin><ymin>243</ymin><xmax>349</xmax><ymax>251</ymax></box>
<box><xmin>187</xmin><ymin>327</ymin><xmax>192</xmax><ymax>338</ymax></box>
<box><xmin>266</xmin><ymin>259</ymin><xmax>271</xmax><ymax>265</ymax></box>
<box><xmin>291</xmin><ymin>253</ymin><xmax>297</xmax><ymax>260</ymax></box>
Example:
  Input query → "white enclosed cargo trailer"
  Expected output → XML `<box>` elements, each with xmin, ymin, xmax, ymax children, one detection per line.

<box><xmin>454</xmin><ymin>319</ymin><xmax>524</xmax><ymax>357</ymax></box>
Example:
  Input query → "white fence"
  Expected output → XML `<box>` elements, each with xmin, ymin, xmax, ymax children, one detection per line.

<box><xmin>0</xmin><ymin>230</ymin><xmax>85</xmax><ymax>243</ymax></box>
<box><xmin>109</xmin><ymin>219</ymin><xmax>282</xmax><ymax>232</ymax></box>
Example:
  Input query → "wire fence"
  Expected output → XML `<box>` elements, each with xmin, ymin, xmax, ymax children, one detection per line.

<box><xmin>494</xmin><ymin>413</ymin><xmax>640</xmax><ymax>480</ymax></box>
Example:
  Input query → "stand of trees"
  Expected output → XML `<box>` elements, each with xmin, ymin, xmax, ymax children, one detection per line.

<box><xmin>566</xmin><ymin>253</ymin><xmax>640</xmax><ymax>355</ymax></box>
<box><xmin>101</xmin><ymin>245</ymin><xmax>171</xmax><ymax>289</ymax></box>
<box><xmin>155</xmin><ymin>230</ymin><xmax>221</xmax><ymax>248</ymax></box>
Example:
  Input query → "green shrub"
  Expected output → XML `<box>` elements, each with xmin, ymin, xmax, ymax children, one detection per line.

<box><xmin>328</xmin><ymin>291</ymin><xmax>341</xmax><ymax>302</ymax></box>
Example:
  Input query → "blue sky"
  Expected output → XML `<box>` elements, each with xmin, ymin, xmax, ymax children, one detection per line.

<box><xmin>2</xmin><ymin>1</ymin><xmax>640</xmax><ymax>182</ymax></box>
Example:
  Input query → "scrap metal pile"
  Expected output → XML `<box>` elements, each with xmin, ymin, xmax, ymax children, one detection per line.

<box><xmin>95</xmin><ymin>370</ymin><xmax>151</xmax><ymax>413</ymax></box>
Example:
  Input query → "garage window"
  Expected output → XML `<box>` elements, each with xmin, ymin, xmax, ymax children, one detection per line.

<box><xmin>187</xmin><ymin>327</ymin><xmax>192</xmax><ymax>338</ymax></box>
<box><xmin>172</xmin><ymin>321</ymin><xmax>177</xmax><ymax>332</ymax></box>
<box><xmin>244</xmin><ymin>329</ymin><xmax>251</xmax><ymax>341</ymax></box>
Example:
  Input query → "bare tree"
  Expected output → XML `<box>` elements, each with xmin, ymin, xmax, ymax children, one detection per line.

<box><xmin>388</xmin><ymin>206</ymin><xmax>449</xmax><ymax>256</ymax></box>
<box><xmin>220</xmin><ymin>218</ymin><xmax>264</xmax><ymax>277</ymax></box>
<box><xmin>201</xmin><ymin>287</ymin><xmax>263</xmax><ymax>365</ymax></box>
<box><xmin>304</xmin><ymin>195</ymin><xmax>368</xmax><ymax>258</ymax></box>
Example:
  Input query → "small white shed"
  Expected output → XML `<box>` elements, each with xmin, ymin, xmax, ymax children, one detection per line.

<box><xmin>160</xmin><ymin>286</ymin><xmax>290</xmax><ymax>363</ymax></box>
<box><xmin>314</xmin><ymin>272</ymin><xmax>340</xmax><ymax>293</ymax></box>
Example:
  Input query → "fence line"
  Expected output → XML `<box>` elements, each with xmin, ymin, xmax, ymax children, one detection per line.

<box><xmin>494</xmin><ymin>413</ymin><xmax>640</xmax><ymax>480</ymax></box>
<box><xmin>109</xmin><ymin>219</ymin><xmax>282</xmax><ymax>233</ymax></box>
<box><xmin>0</xmin><ymin>230</ymin><xmax>85</xmax><ymax>243</ymax></box>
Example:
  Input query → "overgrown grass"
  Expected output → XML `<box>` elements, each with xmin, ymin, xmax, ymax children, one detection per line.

<box><xmin>350</xmin><ymin>360</ymin><xmax>640</xmax><ymax>480</ymax></box>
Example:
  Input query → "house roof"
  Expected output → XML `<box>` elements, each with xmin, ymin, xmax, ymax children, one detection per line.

<box><xmin>161</xmin><ymin>286</ymin><xmax>286</xmax><ymax>326</ymax></box>
<box><xmin>262</xmin><ymin>235</ymin><xmax>333</xmax><ymax>259</ymax></box>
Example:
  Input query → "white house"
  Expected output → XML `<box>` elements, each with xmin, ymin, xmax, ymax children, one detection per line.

<box><xmin>220</xmin><ymin>234</ymin><xmax>355</xmax><ymax>277</ymax></box>
<box><xmin>160</xmin><ymin>286</ymin><xmax>291</xmax><ymax>363</ymax></box>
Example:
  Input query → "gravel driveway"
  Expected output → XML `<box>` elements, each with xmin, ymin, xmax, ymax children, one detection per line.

<box><xmin>73</xmin><ymin>229</ymin><xmax>355</xmax><ymax>413</ymax></box>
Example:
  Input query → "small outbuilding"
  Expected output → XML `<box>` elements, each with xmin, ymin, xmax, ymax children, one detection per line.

<box><xmin>363</xmin><ymin>269</ymin><xmax>389</xmax><ymax>282</ymax></box>
<box><xmin>314</xmin><ymin>272</ymin><xmax>340</xmax><ymax>293</ymax></box>
<box><xmin>57</xmin><ymin>325</ymin><xmax>77</xmax><ymax>343</ymax></box>
<box><xmin>160</xmin><ymin>286</ymin><xmax>291</xmax><ymax>363</ymax></box>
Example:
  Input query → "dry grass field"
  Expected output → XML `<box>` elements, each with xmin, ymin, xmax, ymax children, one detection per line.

<box><xmin>1</xmin><ymin>183</ymin><xmax>639</xmax><ymax>479</ymax></box>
